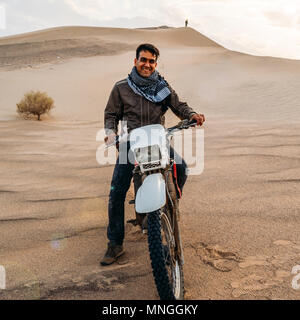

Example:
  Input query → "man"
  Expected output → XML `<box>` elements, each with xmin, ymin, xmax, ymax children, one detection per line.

<box><xmin>101</xmin><ymin>43</ymin><xmax>205</xmax><ymax>266</ymax></box>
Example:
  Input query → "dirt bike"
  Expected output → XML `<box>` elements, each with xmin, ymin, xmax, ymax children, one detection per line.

<box><xmin>108</xmin><ymin>119</ymin><xmax>197</xmax><ymax>300</ymax></box>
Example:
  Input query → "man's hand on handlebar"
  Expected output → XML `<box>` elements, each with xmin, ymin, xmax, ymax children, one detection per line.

<box><xmin>189</xmin><ymin>113</ymin><xmax>205</xmax><ymax>126</ymax></box>
<box><xmin>104</xmin><ymin>133</ymin><xmax>117</xmax><ymax>146</ymax></box>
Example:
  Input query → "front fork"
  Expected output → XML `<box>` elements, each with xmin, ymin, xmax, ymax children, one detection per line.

<box><xmin>165</xmin><ymin>168</ymin><xmax>184</xmax><ymax>266</ymax></box>
<box><xmin>132</xmin><ymin>170</ymin><xmax>145</xmax><ymax>229</ymax></box>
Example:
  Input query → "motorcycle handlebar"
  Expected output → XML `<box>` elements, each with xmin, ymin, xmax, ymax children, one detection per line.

<box><xmin>106</xmin><ymin>119</ymin><xmax>198</xmax><ymax>148</ymax></box>
<box><xmin>167</xmin><ymin>119</ymin><xmax>197</xmax><ymax>133</ymax></box>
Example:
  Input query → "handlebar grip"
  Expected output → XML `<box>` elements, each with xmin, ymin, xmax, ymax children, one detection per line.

<box><xmin>181</xmin><ymin>118</ymin><xmax>197</xmax><ymax>129</ymax></box>
<box><xmin>105</xmin><ymin>134</ymin><xmax>119</xmax><ymax>149</ymax></box>
<box><xmin>188</xmin><ymin>119</ymin><xmax>197</xmax><ymax>125</ymax></box>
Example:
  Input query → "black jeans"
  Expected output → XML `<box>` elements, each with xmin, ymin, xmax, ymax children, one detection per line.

<box><xmin>107</xmin><ymin>143</ymin><xmax>188</xmax><ymax>246</ymax></box>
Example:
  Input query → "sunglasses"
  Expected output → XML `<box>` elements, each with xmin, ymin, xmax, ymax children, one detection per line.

<box><xmin>139</xmin><ymin>57</ymin><xmax>157</xmax><ymax>64</ymax></box>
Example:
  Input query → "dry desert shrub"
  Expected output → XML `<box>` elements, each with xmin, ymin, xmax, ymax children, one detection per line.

<box><xmin>17</xmin><ymin>90</ymin><xmax>54</xmax><ymax>121</ymax></box>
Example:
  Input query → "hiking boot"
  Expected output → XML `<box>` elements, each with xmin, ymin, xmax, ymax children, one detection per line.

<box><xmin>100</xmin><ymin>243</ymin><xmax>125</xmax><ymax>266</ymax></box>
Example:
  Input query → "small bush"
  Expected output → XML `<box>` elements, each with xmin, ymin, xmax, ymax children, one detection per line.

<box><xmin>17</xmin><ymin>90</ymin><xmax>54</xmax><ymax>121</ymax></box>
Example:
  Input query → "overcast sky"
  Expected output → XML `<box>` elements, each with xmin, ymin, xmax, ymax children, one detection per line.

<box><xmin>1</xmin><ymin>0</ymin><xmax>300</xmax><ymax>59</ymax></box>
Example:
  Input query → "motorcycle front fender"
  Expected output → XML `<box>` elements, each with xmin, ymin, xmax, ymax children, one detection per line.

<box><xmin>135</xmin><ymin>173</ymin><xmax>166</xmax><ymax>214</ymax></box>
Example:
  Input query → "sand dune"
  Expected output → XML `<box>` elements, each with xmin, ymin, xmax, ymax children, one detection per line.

<box><xmin>0</xmin><ymin>26</ymin><xmax>220</xmax><ymax>70</ymax></box>
<box><xmin>0</xmin><ymin>26</ymin><xmax>300</xmax><ymax>300</ymax></box>
<box><xmin>0</xmin><ymin>25</ymin><xmax>220</xmax><ymax>46</ymax></box>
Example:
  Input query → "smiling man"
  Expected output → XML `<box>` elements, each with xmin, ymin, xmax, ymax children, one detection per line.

<box><xmin>101</xmin><ymin>43</ymin><xmax>205</xmax><ymax>266</ymax></box>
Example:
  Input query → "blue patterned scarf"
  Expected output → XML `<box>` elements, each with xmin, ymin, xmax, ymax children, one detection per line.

<box><xmin>127</xmin><ymin>67</ymin><xmax>171</xmax><ymax>103</ymax></box>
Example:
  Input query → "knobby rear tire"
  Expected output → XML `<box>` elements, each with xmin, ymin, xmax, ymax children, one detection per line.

<box><xmin>147</xmin><ymin>210</ymin><xmax>184</xmax><ymax>300</ymax></box>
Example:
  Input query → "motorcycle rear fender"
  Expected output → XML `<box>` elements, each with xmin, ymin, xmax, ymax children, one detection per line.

<box><xmin>135</xmin><ymin>173</ymin><xmax>166</xmax><ymax>214</ymax></box>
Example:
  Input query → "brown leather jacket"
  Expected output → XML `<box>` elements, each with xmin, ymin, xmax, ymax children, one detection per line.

<box><xmin>104</xmin><ymin>78</ymin><xmax>196</xmax><ymax>134</ymax></box>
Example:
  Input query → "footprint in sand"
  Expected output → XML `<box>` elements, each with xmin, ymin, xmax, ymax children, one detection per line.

<box><xmin>230</xmin><ymin>239</ymin><xmax>300</xmax><ymax>298</ymax></box>
<box><xmin>188</xmin><ymin>242</ymin><xmax>242</xmax><ymax>272</ymax></box>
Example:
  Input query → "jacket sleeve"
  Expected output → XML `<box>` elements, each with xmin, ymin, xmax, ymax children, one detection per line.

<box><xmin>166</xmin><ymin>86</ymin><xmax>196</xmax><ymax>120</ymax></box>
<box><xmin>104</xmin><ymin>84</ymin><xmax>123</xmax><ymax>135</ymax></box>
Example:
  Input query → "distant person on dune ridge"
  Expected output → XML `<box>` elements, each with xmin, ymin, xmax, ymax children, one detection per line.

<box><xmin>185</xmin><ymin>19</ymin><xmax>188</xmax><ymax>27</ymax></box>
<box><xmin>100</xmin><ymin>43</ymin><xmax>205</xmax><ymax>266</ymax></box>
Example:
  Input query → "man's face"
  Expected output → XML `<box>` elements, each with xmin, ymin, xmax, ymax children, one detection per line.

<box><xmin>134</xmin><ymin>50</ymin><xmax>157</xmax><ymax>78</ymax></box>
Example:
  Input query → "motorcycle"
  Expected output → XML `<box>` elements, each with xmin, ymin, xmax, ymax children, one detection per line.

<box><xmin>108</xmin><ymin>119</ymin><xmax>197</xmax><ymax>300</ymax></box>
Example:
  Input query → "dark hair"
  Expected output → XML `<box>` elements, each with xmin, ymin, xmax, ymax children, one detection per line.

<box><xmin>136</xmin><ymin>43</ymin><xmax>160</xmax><ymax>60</ymax></box>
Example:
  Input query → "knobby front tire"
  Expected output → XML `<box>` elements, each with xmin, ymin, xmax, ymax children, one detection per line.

<box><xmin>147</xmin><ymin>210</ymin><xmax>184</xmax><ymax>300</ymax></box>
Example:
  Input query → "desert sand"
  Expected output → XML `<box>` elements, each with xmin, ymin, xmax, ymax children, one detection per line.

<box><xmin>0</xmin><ymin>26</ymin><xmax>300</xmax><ymax>300</ymax></box>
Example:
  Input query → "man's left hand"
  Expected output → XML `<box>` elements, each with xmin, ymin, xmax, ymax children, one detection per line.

<box><xmin>190</xmin><ymin>113</ymin><xmax>205</xmax><ymax>126</ymax></box>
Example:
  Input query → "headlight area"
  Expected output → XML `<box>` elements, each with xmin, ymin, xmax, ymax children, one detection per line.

<box><xmin>134</xmin><ymin>145</ymin><xmax>162</xmax><ymax>165</ymax></box>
